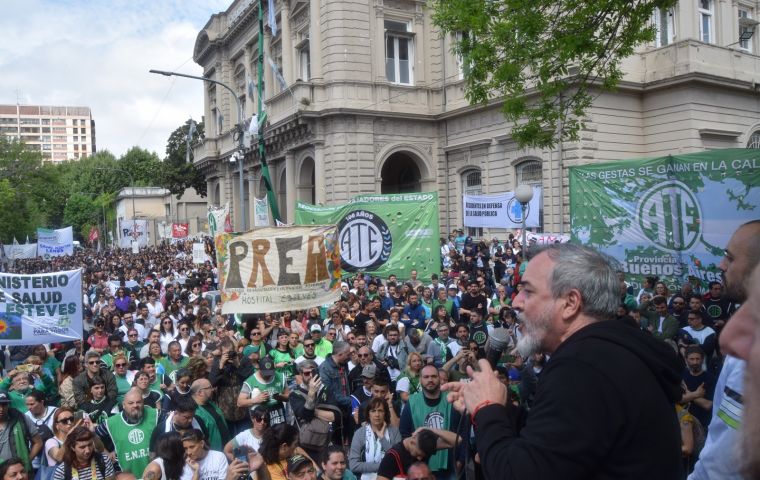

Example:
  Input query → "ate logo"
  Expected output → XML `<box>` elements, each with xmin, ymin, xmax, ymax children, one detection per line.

<box><xmin>128</xmin><ymin>429</ymin><xmax>145</xmax><ymax>445</ymax></box>
<box><xmin>424</xmin><ymin>411</ymin><xmax>445</xmax><ymax>430</ymax></box>
<box><xmin>638</xmin><ymin>180</ymin><xmax>701</xmax><ymax>253</ymax></box>
<box><xmin>337</xmin><ymin>210</ymin><xmax>392</xmax><ymax>272</ymax></box>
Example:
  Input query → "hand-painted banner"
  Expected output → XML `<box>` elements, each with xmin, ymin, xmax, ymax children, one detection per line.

<box><xmin>119</xmin><ymin>220</ymin><xmax>148</xmax><ymax>248</ymax></box>
<box><xmin>193</xmin><ymin>243</ymin><xmax>206</xmax><ymax>264</ymax></box>
<box><xmin>463</xmin><ymin>188</ymin><xmax>541</xmax><ymax>228</ymax></box>
<box><xmin>215</xmin><ymin>225</ymin><xmax>341</xmax><ymax>314</ymax></box>
<box><xmin>172</xmin><ymin>223</ymin><xmax>189</xmax><ymax>238</ymax></box>
<box><xmin>0</xmin><ymin>269</ymin><xmax>83</xmax><ymax>344</ymax></box>
<box><xmin>569</xmin><ymin>148</ymin><xmax>760</xmax><ymax>291</ymax></box>
<box><xmin>208</xmin><ymin>203</ymin><xmax>233</xmax><ymax>238</ymax></box>
<box><xmin>37</xmin><ymin>226</ymin><xmax>74</xmax><ymax>258</ymax></box>
<box><xmin>295</xmin><ymin>193</ymin><xmax>441</xmax><ymax>279</ymax></box>
<box><xmin>514</xmin><ymin>230</ymin><xmax>570</xmax><ymax>245</ymax></box>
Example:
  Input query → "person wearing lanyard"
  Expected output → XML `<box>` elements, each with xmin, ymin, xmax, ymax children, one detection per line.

<box><xmin>52</xmin><ymin>426</ymin><xmax>114</xmax><ymax>480</ymax></box>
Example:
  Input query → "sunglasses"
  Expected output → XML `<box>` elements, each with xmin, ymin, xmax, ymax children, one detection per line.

<box><xmin>253</xmin><ymin>416</ymin><xmax>267</xmax><ymax>423</ymax></box>
<box><xmin>87</xmin><ymin>360</ymin><xmax>100</xmax><ymax>365</ymax></box>
<box><xmin>128</xmin><ymin>333</ymin><xmax>138</xmax><ymax>337</ymax></box>
<box><xmin>163</xmin><ymin>321</ymin><xmax>172</xmax><ymax>324</ymax></box>
<box><xmin>303</xmin><ymin>343</ymin><xmax>315</xmax><ymax>347</ymax></box>
<box><xmin>302</xmin><ymin>370</ymin><xmax>314</xmax><ymax>376</ymax></box>
<box><xmin>57</xmin><ymin>417</ymin><xmax>74</xmax><ymax>424</ymax></box>
<box><xmin>180</xmin><ymin>328</ymin><xmax>188</xmax><ymax>331</ymax></box>
<box><xmin>251</xmin><ymin>332</ymin><xmax>261</xmax><ymax>336</ymax></box>
<box><xmin>357</xmin><ymin>353</ymin><xmax>370</xmax><ymax>358</ymax></box>
<box><xmin>192</xmin><ymin>343</ymin><xmax>201</xmax><ymax>347</ymax></box>
<box><xmin>114</xmin><ymin>363</ymin><xmax>127</xmax><ymax>367</ymax></box>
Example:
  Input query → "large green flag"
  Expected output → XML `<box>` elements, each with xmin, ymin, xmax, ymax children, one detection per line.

<box><xmin>295</xmin><ymin>193</ymin><xmax>440</xmax><ymax>279</ymax></box>
<box><xmin>569</xmin><ymin>149</ymin><xmax>760</xmax><ymax>291</ymax></box>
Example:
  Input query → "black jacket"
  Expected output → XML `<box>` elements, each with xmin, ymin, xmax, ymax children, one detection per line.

<box><xmin>473</xmin><ymin>320</ymin><xmax>683</xmax><ymax>480</ymax></box>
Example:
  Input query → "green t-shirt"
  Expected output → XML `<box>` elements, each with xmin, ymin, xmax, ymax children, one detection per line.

<box><xmin>270</xmin><ymin>348</ymin><xmax>295</xmax><ymax>380</ymax></box>
<box><xmin>158</xmin><ymin>356</ymin><xmax>189</xmax><ymax>379</ymax></box>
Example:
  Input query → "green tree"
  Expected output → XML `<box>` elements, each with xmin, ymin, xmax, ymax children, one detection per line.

<box><xmin>118</xmin><ymin>146</ymin><xmax>163</xmax><ymax>186</ymax></box>
<box><xmin>432</xmin><ymin>0</ymin><xmax>677</xmax><ymax>148</ymax></box>
<box><xmin>63</xmin><ymin>193</ymin><xmax>100</xmax><ymax>238</ymax></box>
<box><xmin>161</xmin><ymin>119</ymin><xmax>207</xmax><ymax>198</ymax></box>
<box><xmin>0</xmin><ymin>137</ymin><xmax>47</xmax><ymax>243</ymax></box>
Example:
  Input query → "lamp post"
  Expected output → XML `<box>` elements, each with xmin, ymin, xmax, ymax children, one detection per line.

<box><xmin>515</xmin><ymin>184</ymin><xmax>534</xmax><ymax>251</ymax></box>
<box><xmin>149</xmin><ymin>69</ymin><xmax>249</xmax><ymax>230</ymax></box>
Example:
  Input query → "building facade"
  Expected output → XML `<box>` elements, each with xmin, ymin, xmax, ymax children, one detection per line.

<box><xmin>192</xmin><ymin>0</ymin><xmax>760</xmax><ymax>236</ymax></box>
<box><xmin>0</xmin><ymin>104</ymin><xmax>96</xmax><ymax>163</ymax></box>
<box><xmin>114</xmin><ymin>187</ymin><xmax>208</xmax><ymax>246</ymax></box>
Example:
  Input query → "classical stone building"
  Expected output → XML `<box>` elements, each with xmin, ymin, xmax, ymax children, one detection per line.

<box><xmin>193</xmin><ymin>0</ymin><xmax>760</xmax><ymax>237</ymax></box>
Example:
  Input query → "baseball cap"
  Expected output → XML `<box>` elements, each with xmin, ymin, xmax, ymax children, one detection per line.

<box><xmin>310</xmin><ymin>324</ymin><xmax>322</xmax><ymax>333</ymax></box>
<box><xmin>287</xmin><ymin>454</ymin><xmax>312</xmax><ymax>475</ymax></box>
<box><xmin>0</xmin><ymin>392</ymin><xmax>10</xmax><ymax>404</ymax></box>
<box><xmin>259</xmin><ymin>356</ymin><xmax>275</xmax><ymax>376</ymax></box>
<box><xmin>361</xmin><ymin>364</ymin><xmax>377</xmax><ymax>378</ymax></box>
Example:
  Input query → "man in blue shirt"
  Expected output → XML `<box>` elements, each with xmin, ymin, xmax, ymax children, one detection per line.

<box><xmin>402</xmin><ymin>293</ymin><xmax>427</xmax><ymax>332</ymax></box>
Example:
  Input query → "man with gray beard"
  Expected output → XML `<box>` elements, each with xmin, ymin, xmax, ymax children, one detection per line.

<box><xmin>690</xmin><ymin>219</ymin><xmax>760</xmax><ymax>480</ymax></box>
<box><xmin>443</xmin><ymin>244</ymin><xmax>683</xmax><ymax>480</ymax></box>
<box><xmin>96</xmin><ymin>388</ymin><xmax>158</xmax><ymax>476</ymax></box>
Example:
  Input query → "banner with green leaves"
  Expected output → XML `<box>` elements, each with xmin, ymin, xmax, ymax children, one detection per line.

<box><xmin>569</xmin><ymin>149</ymin><xmax>760</xmax><ymax>291</ymax></box>
<box><xmin>295</xmin><ymin>193</ymin><xmax>441</xmax><ymax>279</ymax></box>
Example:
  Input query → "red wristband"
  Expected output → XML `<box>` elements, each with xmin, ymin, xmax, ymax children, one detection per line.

<box><xmin>470</xmin><ymin>400</ymin><xmax>494</xmax><ymax>425</ymax></box>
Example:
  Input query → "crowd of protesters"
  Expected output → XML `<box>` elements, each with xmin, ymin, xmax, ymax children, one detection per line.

<box><xmin>0</xmin><ymin>224</ymin><xmax>752</xmax><ymax>480</ymax></box>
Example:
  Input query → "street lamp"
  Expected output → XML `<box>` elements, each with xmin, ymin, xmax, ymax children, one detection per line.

<box><xmin>149</xmin><ymin>69</ymin><xmax>248</xmax><ymax>230</ymax></box>
<box><xmin>515</xmin><ymin>184</ymin><xmax>534</xmax><ymax>252</ymax></box>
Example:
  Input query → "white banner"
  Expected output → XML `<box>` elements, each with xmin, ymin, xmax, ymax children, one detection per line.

<box><xmin>463</xmin><ymin>187</ymin><xmax>541</xmax><ymax>228</ymax></box>
<box><xmin>37</xmin><ymin>227</ymin><xmax>74</xmax><ymax>258</ymax></box>
<box><xmin>208</xmin><ymin>203</ymin><xmax>232</xmax><ymax>237</ymax></box>
<box><xmin>3</xmin><ymin>243</ymin><xmax>38</xmax><ymax>260</ymax></box>
<box><xmin>119</xmin><ymin>219</ymin><xmax>148</xmax><ymax>248</ymax></box>
<box><xmin>192</xmin><ymin>243</ymin><xmax>206</xmax><ymax>264</ymax></box>
<box><xmin>514</xmin><ymin>230</ymin><xmax>571</xmax><ymax>245</ymax></box>
<box><xmin>0</xmin><ymin>269</ymin><xmax>83</xmax><ymax>344</ymax></box>
<box><xmin>254</xmin><ymin>196</ymin><xmax>269</xmax><ymax>227</ymax></box>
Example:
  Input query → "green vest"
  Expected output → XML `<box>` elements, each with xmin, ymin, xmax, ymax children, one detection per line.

<box><xmin>314</xmin><ymin>338</ymin><xmax>333</xmax><ymax>359</ymax></box>
<box><xmin>159</xmin><ymin>356</ymin><xmax>189</xmax><ymax>379</ymax></box>
<box><xmin>244</xmin><ymin>373</ymin><xmax>287</xmax><ymax>424</ymax></box>
<box><xmin>194</xmin><ymin>402</ymin><xmax>226</xmax><ymax>450</ymax></box>
<box><xmin>115</xmin><ymin>374</ymin><xmax>132</xmax><ymax>404</ymax></box>
<box><xmin>105</xmin><ymin>407</ymin><xmax>157</xmax><ymax>475</ymax></box>
<box><xmin>408</xmin><ymin>391</ymin><xmax>452</xmax><ymax>472</ymax></box>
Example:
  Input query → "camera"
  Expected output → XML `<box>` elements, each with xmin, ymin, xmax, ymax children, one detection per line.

<box><xmin>385</xmin><ymin>356</ymin><xmax>400</xmax><ymax>370</ymax></box>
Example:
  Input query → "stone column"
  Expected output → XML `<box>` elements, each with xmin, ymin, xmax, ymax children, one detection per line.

<box><xmin>281</xmin><ymin>2</ymin><xmax>293</xmax><ymax>84</ymax></box>
<box><xmin>285</xmin><ymin>150</ymin><xmax>296</xmax><ymax>222</ymax></box>
<box><xmin>313</xmin><ymin>141</ymin><xmax>326</xmax><ymax>204</ymax></box>
<box><xmin>309</xmin><ymin>0</ymin><xmax>323</xmax><ymax>82</ymax></box>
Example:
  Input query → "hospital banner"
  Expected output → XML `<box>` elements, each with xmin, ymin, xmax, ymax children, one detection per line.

<box><xmin>295</xmin><ymin>192</ymin><xmax>441</xmax><ymax>279</ymax></box>
<box><xmin>0</xmin><ymin>269</ymin><xmax>83</xmax><ymax>344</ymax></box>
<box><xmin>569</xmin><ymin>149</ymin><xmax>760</xmax><ymax>291</ymax></box>
<box><xmin>119</xmin><ymin>219</ymin><xmax>148</xmax><ymax>248</ymax></box>
<box><xmin>208</xmin><ymin>203</ymin><xmax>233</xmax><ymax>238</ymax></box>
<box><xmin>215</xmin><ymin>225</ymin><xmax>341</xmax><ymax>314</ymax></box>
<box><xmin>463</xmin><ymin>188</ymin><xmax>541</xmax><ymax>228</ymax></box>
<box><xmin>37</xmin><ymin>226</ymin><xmax>74</xmax><ymax>258</ymax></box>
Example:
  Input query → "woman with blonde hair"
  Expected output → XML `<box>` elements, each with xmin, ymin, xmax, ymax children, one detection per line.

<box><xmin>395</xmin><ymin>351</ymin><xmax>423</xmax><ymax>403</ymax></box>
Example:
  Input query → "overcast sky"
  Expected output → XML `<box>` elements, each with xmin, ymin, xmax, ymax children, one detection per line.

<box><xmin>0</xmin><ymin>0</ymin><xmax>230</xmax><ymax>158</ymax></box>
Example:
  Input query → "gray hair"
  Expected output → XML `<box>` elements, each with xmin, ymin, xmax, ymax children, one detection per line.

<box><xmin>85</xmin><ymin>350</ymin><xmax>101</xmax><ymax>360</ymax></box>
<box><xmin>528</xmin><ymin>244</ymin><xmax>619</xmax><ymax>321</ymax></box>
<box><xmin>332</xmin><ymin>341</ymin><xmax>350</xmax><ymax>355</ymax></box>
<box><xmin>298</xmin><ymin>360</ymin><xmax>319</xmax><ymax>373</ymax></box>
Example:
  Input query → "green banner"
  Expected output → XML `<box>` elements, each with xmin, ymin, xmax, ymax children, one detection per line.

<box><xmin>295</xmin><ymin>193</ymin><xmax>440</xmax><ymax>279</ymax></box>
<box><xmin>569</xmin><ymin>149</ymin><xmax>760</xmax><ymax>291</ymax></box>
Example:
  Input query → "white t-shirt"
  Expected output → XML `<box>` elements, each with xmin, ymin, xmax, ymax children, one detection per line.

<box><xmin>197</xmin><ymin>450</ymin><xmax>229</xmax><ymax>480</ymax></box>
<box><xmin>295</xmin><ymin>355</ymin><xmax>324</xmax><ymax>366</ymax></box>
<box><xmin>232</xmin><ymin>429</ymin><xmax>263</xmax><ymax>453</ymax></box>
<box><xmin>151</xmin><ymin>458</ymin><xmax>196</xmax><ymax>480</ymax></box>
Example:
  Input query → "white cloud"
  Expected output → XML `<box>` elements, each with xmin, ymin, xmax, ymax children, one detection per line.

<box><xmin>0</xmin><ymin>0</ymin><xmax>230</xmax><ymax>158</ymax></box>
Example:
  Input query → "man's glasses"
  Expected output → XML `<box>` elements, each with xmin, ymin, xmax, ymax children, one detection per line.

<box><xmin>304</xmin><ymin>343</ymin><xmax>315</xmax><ymax>348</ymax></box>
<box><xmin>251</xmin><ymin>332</ymin><xmax>261</xmax><ymax>336</ymax></box>
<box><xmin>128</xmin><ymin>333</ymin><xmax>138</xmax><ymax>337</ymax></box>
<box><xmin>302</xmin><ymin>370</ymin><xmax>314</xmax><ymax>376</ymax></box>
<box><xmin>114</xmin><ymin>363</ymin><xmax>127</xmax><ymax>368</ymax></box>
<box><xmin>357</xmin><ymin>353</ymin><xmax>370</xmax><ymax>358</ymax></box>
<box><xmin>87</xmin><ymin>360</ymin><xmax>100</xmax><ymax>365</ymax></box>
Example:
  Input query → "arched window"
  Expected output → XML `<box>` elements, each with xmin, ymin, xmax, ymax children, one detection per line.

<box><xmin>515</xmin><ymin>160</ymin><xmax>544</xmax><ymax>231</ymax></box>
<box><xmin>462</xmin><ymin>169</ymin><xmax>483</xmax><ymax>238</ymax></box>
<box><xmin>747</xmin><ymin>130</ymin><xmax>760</xmax><ymax>148</ymax></box>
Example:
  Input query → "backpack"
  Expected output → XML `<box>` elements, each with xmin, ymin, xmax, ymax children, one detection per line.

<box><xmin>34</xmin><ymin>409</ymin><xmax>57</xmax><ymax>444</ymax></box>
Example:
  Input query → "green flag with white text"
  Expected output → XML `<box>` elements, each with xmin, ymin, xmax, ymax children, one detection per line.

<box><xmin>295</xmin><ymin>193</ymin><xmax>440</xmax><ymax>279</ymax></box>
<box><xmin>569</xmin><ymin>149</ymin><xmax>760</xmax><ymax>292</ymax></box>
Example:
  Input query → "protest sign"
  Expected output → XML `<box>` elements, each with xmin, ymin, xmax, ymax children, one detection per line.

<box><xmin>215</xmin><ymin>225</ymin><xmax>341</xmax><ymax>314</ymax></box>
<box><xmin>208</xmin><ymin>203</ymin><xmax>233</xmax><ymax>238</ymax></box>
<box><xmin>514</xmin><ymin>230</ymin><xmax>570</xmax><ymax>245</ymax></box>
<box><xmin>193</xmin><ymin>243</ymin><xmax>206</xmax><ymax>264</ymax></box>
<box><xmin>570</xmin><ymin>148</ymin><xmax>760</xmax><ymax>290</ymax></box>
<box><xmin>254</xmin><ymin>197</ymin><xmax>269</xmax><ymax>227</ymax></box>
<box><xmin>295</xmin><ymin>193</ymin><xmax>440</xmax><ymax>279</ymax></box>
<box><xmin>0</xmin><ymin>269</ymin><xmax>83</xmax><ymax>344</ymax></box>
<box><xmin>37</xmin><ymin>226</ymin><xmax>74</xmax><ymax>258</ymax></box>
<box><xmin>463</xmin><ymin>189</ymin><xmax>541</xmax><ymax>228</ymax></box>
<box><xmin>119</xmin><ymin>219</ymin><xmax>148</xmax><ymax>248</ymax></box>
<box><xmin>172</xmin><ymin>223</ymin><xmax>189</xmax><ymax>238</ymax></box>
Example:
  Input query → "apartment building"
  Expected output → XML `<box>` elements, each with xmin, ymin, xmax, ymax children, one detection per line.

<box><xmin>0</xmin><ymin>104</ymin><xmax>96</xmax><ymax>163</ymax></box>
<box><xmin>192</xmin><ymin>0</ymin><xmax>760</xmax><ymax>235</ymax></box>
